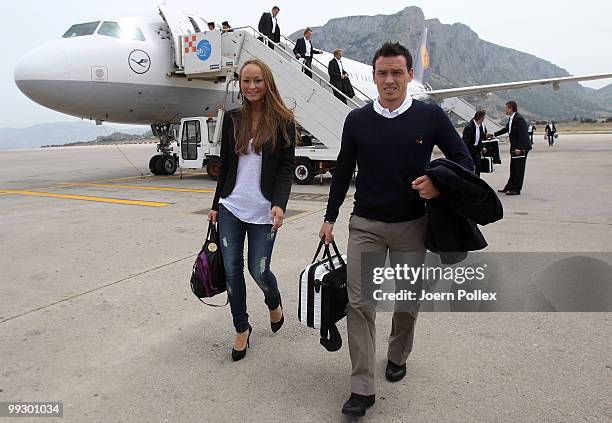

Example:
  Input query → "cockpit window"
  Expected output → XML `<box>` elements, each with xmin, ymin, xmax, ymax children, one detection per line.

<box><xmin>97</xmin><ymin>21</ymin><xmax>146</xmax><ymax>41</ymax></box>
<box><xmin>62</xmin><ymin>22</ymin><xmax>100</xmax><ymax>38</ymax></box>
<box><xmin>97</xmin><ymin>21</ymin><xmax>123</xmax><ymax>38</ymax></box>
<box><xmin>122</xmin><ymin>22</ymin><xmax>146</xmax><ymax>41</ymax></box>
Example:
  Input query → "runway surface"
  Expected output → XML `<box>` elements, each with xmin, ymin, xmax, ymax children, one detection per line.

<box><xmin>1</xmin><ymin>135</ymin><xmax>611</xmax><ymax>422</ymax></box>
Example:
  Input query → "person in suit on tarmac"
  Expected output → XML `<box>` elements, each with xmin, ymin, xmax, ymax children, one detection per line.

<box><xmin>489</xmin><ymin>101</ymin><xmax>531</xmax><ymax>195</ymax></box>
<box><xmin>527</xmin><ymin>120</ymin><xmax>536</xmax><ymax>145</ymax></box>
<box><xmin>545</xmin><ymin>120</ymin><xmax>557</xmax><ymax>146</ymax></box>
<box><xmin>293</xmin><ymin>27</ymin><xmax>323</xmax><ymax>78</ymax></box>
<box><xmin>462</xmin><ymin>110</ymin><xmax>487</xmax><ymax>176</ymax></box>
<box><xmin>258</xmin><ymin>6</ymin><xmax>281</xmax><ymax>50</ymax></box>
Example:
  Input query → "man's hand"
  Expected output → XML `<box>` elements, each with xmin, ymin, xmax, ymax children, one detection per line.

<box><xmin>271</xmin><ymin>206</ymin><xmax>285</xmax><ymax>230</ymax></box>
<box><xmin>514</xmin><ymin>149</ymin><xmax>523</xmax><ymax>155</ymax></box>
<box><xmin>482</xmin><ymin>147</ymin><xmax>487</xmax><ymax>154</ymax></box>
<box><xmin>208</xmin><ymin>210</ymin><xmax>218</xmax><ymax>223</ymax></box>
<box><xmin>411</xmin><ymin>175</ymin><xmax>440</xmax><ymax>199</ymax></box>
<box><xmin>319</xmin><ymin>222</ymin><xmax>334</xmax><ymax>245</ymax></box>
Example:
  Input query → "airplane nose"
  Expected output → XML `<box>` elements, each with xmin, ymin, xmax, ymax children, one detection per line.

<box><xmin>14</xmin><ymin>44</ymin><xmax>68</xmax><ymax>106</ymax></box>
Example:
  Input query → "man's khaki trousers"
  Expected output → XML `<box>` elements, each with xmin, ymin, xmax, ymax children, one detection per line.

<box><xmin>346</xmin><ymin>215</ymin><xmax>427</xmax><ymax>396</ymax></box>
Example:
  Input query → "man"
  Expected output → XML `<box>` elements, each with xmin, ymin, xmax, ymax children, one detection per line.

<box><xmin>221</xmin><ymin>21</ymin><xmax>232</xmax><ymax>33</ymax></box>
<box><xmin>293</xmin><ymin>27</ymin><xmax>323</xmax><ymax>78</ymax></box>
<box><xmin>462</xmin><ymin>110</ymin><xmax>487</xmax><ymax>176</ymax></box>
<box><xmin>319</xmin><ymin>42</ymin><xmax>473</xmax><ymax>418</ymax></box>
<box><xmin>491</xmin><ymin>101</ymin><xmax>530</xmax><ymax>195</ymax></box>
<box><xmin>258</xmin><ymin>6</ymin><xmax>280</xmax><ymax>50</ymax></box>
<box><xmin>207</xmin><ymin>22</ymin><xmax>216</xmax><ymax>31</ymax></box>
<box><xmin>527</xmin><ymin>120</ymin><xmax>536</xmax><ymax>145</ymax></box>
<box><xmin>545</xmin><ymin>120</ymin><xmax>556</xmax><ymax>146</ymax></box>
<box><xmin>328</xmin><ymin>48</ymin><xmax>350</xmax><ymax>103</ymax></box>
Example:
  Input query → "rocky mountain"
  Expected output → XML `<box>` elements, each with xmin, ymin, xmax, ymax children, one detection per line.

<box><xmin>593</xmin><ymin>84</ymin><xmax>612</xmax><ymax>109</ymax></box>
<box><xmin>289</xmin><ymin>7</ymin><xmax>611</xmax><ymax>121</ymax></box>
<box><xmin>0</xmin><ymin>121</ymin><xmax>148</xmax><ymax>149</ymax></box>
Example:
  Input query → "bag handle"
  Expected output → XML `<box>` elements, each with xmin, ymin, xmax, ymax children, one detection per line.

<box><xmin>313</xmin><ymin>240</ymin><xmax>346</xmax><ymax>269</ymax></box>
<box><xmin>198</xmin><ymin>294</ymin><xmax>229</xmax><ymax>307</ymax></box>
<box><xmin>207</xmin><ymin>221</ymin><xmax>219</xmax><ymax>243</ymax></box>
<box><xmin>312</xmin><ymin>240</ymin><xmax>326</xmax><ymax>263</ymax></box>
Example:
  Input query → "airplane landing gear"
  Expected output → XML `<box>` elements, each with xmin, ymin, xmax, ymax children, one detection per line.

<box><xmin>150</xmin><ymin>123</ymin><xmax>178</xmax><ymax>175</ymax></box>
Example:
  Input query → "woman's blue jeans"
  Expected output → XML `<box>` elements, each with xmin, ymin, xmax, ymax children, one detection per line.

<box><xmin>218</xmin><ymin>204</ymin><xmax>281</xmax><ymax>333</ymax></box>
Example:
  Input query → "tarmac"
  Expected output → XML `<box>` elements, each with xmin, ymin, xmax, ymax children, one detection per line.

<box><xmin>0</xmin><ymin>134</ymin><xmax>611</xmax><ymax>422</ymax></box>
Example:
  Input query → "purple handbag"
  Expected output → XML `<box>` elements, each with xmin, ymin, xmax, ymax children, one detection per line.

<box><xmin>190</xmin><ymin>222</ymin><xmax>227</xmax><ymax>306</ymax></box>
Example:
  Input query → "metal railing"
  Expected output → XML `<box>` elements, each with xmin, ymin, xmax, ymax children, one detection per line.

<box><xmin>229</xmin><ymin>26</ymin><xmax>368</xmax><ymax>108</ymax></box>
<box><xmin>276</xmin><ymin>32</ymin><xmax>374</xmax><ymax>103</ymax></box>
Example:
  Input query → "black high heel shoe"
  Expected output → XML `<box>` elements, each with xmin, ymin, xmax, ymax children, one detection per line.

<box><xmin>270</xmin><ymin>301</ymin><xmax>284</xmax><ymax>333</ymax></box>
<box><xmin>231</xmin><ymin>325</ymin><xmax>252</xmax><ymax>362</ymax></box>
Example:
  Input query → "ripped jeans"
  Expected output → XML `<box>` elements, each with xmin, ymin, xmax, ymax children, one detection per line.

<box><xmin>218</xmin><ymin>204</ymin><xmax>281</xmax><ymax>333</ymax></box>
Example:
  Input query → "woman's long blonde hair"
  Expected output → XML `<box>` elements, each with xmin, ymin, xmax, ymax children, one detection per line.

<box><xmin>235</xmin><ymin>59</ymin><xmax>295</xmax><ymax>154</ymax></box>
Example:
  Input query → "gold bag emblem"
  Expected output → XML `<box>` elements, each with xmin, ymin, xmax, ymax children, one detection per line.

<box><xmin>207</xmin><ymin>242</ymin><xmax>218</xmax><ymax>252</ymax></box>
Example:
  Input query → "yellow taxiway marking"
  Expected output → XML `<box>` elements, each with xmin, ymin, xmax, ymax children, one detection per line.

<box><xmin>60</xmin><ymin>182</ymin><xmax>215</xmax><ymax>193</ymax></box>
<box><xmin>0</xmin><ymin>190</ymin><xmax>170</xmax><ymax>207</ymax></box>
<box><xmin>284</xmin><ymin>208</ymin><xmax>325</xmax><ymax>224</ymax></box>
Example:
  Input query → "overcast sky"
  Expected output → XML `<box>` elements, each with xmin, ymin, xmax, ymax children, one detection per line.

<box><xmin>2</xmin><ymin>0</ymin><xmax>611</xmax><ymax>128</ymax></box>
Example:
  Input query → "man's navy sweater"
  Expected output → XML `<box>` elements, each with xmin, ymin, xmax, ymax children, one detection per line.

<box><xmin>325</xmin><ymin>100</ymin><xmax>474</xmax><ymax>223</ymax></box>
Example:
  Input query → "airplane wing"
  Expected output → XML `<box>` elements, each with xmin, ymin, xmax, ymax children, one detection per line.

<box><xmin>425</xmin><ymin>73</ymin><xmax>612</xmax><ymax>102</ymax></box>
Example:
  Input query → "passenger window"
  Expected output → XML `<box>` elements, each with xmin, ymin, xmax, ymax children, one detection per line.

<box><xmin>98</xmin><ymin>21</ymin><xmax>123</xmax><ymax>39</ymax></box>
<box><xmin>62</xmin><ymin>22</ymin><xmax>100</xmax><ymax>38</ymax></box>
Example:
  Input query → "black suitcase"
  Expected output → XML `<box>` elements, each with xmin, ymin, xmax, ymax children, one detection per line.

<box><xmin>482</xmin><ymin>139</ymin><xmax>501</xmax><ymax>164</ymax></box>
<box><xmin>480</xmin><ymin>156</ymin><xmax>494</xmax><ymax>173</ymax></box>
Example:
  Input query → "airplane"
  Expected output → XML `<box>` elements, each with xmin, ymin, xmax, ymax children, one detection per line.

<box><xmin>14</xmin><ymin>4</ymin><xmax>612</xmax><ymax>176</ymax></box>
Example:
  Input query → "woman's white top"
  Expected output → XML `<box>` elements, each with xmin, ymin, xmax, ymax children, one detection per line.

<box><xmin>219</xmin><ymin>139</ymin><xmax>272</xmax><ymax>224</ymax></box>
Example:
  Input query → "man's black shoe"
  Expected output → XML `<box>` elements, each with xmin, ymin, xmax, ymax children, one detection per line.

<box><xmin>385</xmin><ymin>360</ymin><xmax>407</xmax><ymax>382</ymax></box>
<box><xmin>505</xmin><ymin>191</ymin><xmax>521</xmax><ymax>195</ymax></box>
<box><xmin>341</xmin><ymin>393</ymin><xmax>375</xmax><ymax>417</ymax></box>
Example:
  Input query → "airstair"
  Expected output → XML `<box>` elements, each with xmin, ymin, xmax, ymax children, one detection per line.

<box><xmin>170</xmin><ymin>23</ymin><xmax>374</xmax><ymax>182</ymax></box>
<box><xmin>441</xmin><ymin>96</ymin><xmax>503</xmax><ymax>134</ymax></box>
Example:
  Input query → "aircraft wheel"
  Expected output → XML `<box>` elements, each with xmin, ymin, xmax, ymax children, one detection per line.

<box><xmin>294</xmin><ymin>157</ymin><xmax>315</xmax><ymax>185</ymax></box>
<box><xmin>156</xmin><ymin>155</ymin><xmax>176</xmax><ymax>175</ymax></box>
<box><xmin>149</xmin><ymin>155</ymin><xmax>162</xmax><ymax>175</ymax></box>
<box><xmin>206</xmin><ymin>156</ymin><xmax>222</xmax><ymax>181</ymax></box>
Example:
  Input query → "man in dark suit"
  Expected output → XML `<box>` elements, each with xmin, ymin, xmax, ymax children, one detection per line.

<box><xmin>545</xmin><ymin>120</ymin><xmax>557</xmax><ymax>146</ymax></box>
<box><xmin>293</xmin><ymin>27</ymin><xmax>323</xmax><ymax>78</ymax></box>
<box><xmin>462</xmin><ymin>110</ymin><xmax>486</xmax><ymax>176</ymax></box>
<box><xmin>491</xmin><ymin>101</ymin><xmax>531</xmax><ymax>195</ymax></box>
<box><xmin>328</xmin><ymin>48</ymin><xmax>349</xmax><ymax>103</ymax></box>
<box><xmin>258</xmin><ymin>6</ymin><xmax>280</xmax><ymax>50</ymax></box>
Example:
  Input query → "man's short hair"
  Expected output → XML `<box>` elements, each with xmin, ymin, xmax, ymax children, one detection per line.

<box><xmin>474</xmin><ymin>110</ymin><xmax>486</xmax><ymax>121</ymax></box>
<box><xmin>272</xmin><ymin>6</ymin><xmax>280</xmax><ymax>11</ymax></box>
<box><xmin>372</xmin><ymin>42</ymin><xmax>413</xmax><ymax>70</ymax></box>
<box><xmin>506</xmin><ymin>101</ymin><xmax>518</xmax><ymax>113</ymax></box>
<box><xmin>304</xmin><ymin>27</ymin><xmax>312</xmax><ymax>35</ymax></box>
<box><xmin>208</xmin><ymin>22</ymin><xmax>215</xmax><ymax>28</ymax></box>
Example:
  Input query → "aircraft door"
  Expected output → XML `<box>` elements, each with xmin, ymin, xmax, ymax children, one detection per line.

<box><xmin>158</xmin><ymin>4</ymin><xmax>197</xmax><ymax>67</ymax></box>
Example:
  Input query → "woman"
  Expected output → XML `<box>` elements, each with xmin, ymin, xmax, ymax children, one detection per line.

<box><xmin>208</xmin><ymin>59</ymin><xmax>296</xmax><ymax>361</ymax></box>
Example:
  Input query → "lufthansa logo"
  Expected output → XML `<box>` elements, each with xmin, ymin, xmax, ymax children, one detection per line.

<box><xmin>128</xmin><ymin>50</ymin><xmax>151</xmax><ymax>74</ymax></box>
<box><xmin>197</xmin><ymin>40</ymin><xmax>212</xmax><ymax>61</ymax></box>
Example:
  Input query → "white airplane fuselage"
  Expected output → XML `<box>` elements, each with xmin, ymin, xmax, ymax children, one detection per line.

<box><xmin>14</xmin><ymin>12</ymin><xmax>423</xmax><ymax>126</ymax></box>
